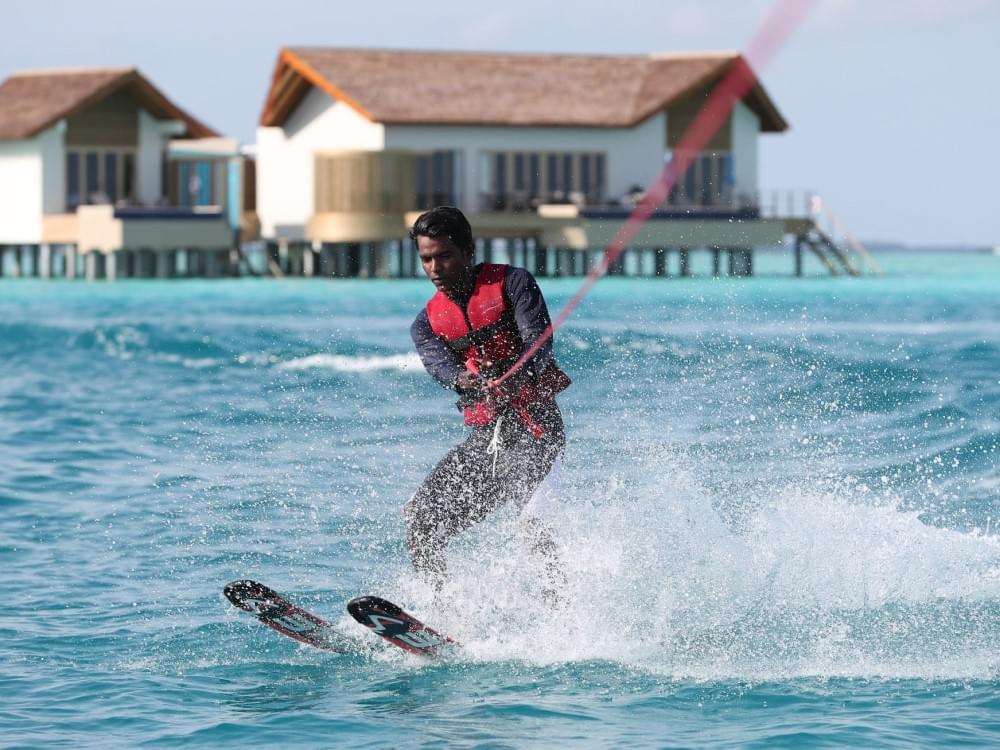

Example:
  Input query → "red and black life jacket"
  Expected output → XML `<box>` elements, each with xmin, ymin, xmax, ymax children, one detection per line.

<box><xmin>425</xmin><ymin>263</ymin><xmax>570</xmax><ymax>437</ymax></box>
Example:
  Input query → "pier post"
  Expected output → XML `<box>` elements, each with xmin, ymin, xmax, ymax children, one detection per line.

<box><xmin>85</xmin><ymin>252</ymin><xmax>97</xmax><ymax>281</ymax></box>
<box><xmin>728</xmin><ymin>248</ymin><xmax>753</xmax><ymax>277</ymax></box>
<box><xmin>372</xmin><ymin>242</ymin><xmax>385</xmax><ymax>278</ymax></box>
<box><xmin>332</xmin><ymin>243</ymin><xmax>345</xmax><ymax>277</ymax></box>
<box><xmin>532</xmin><ymin>241</ymin><xmax>547</xmax><ymax>277</ymax></box>
<box><xmin>11</xmin><ymin>246</ymin><xmax>23</xmax><ymax>277</ymax></box>
<box><xmin>66</xmin><ymin>247</ymin><xmax>77</xmax><ymax>279</ymax></box>
<box><xmin>318</xmin><ymin>244</ymin><xmax>334</xmax><ymax>276</ymax></box>
<box><xmin>794</xmin><ymin>236</ymin><xmax>803</xmax><ymax>277</ymax></box>
<box><xmin>654</xmin><ymin>248</ymin><xmax>668</xmax><ymax>277</ymax></box>
<box><xmin>679</xmin><ymin>248</ymin><xmax>691</xmax><ymax>277</ymax></box>
<box><xmin>136</xmin><ymin>250</ymin><xmax>150</xmax><ymax>278</ymax></box>
<box><xmin>608</xmin><ymin>248</ymin><xmax>626</xmax><ymax>276</ymax></box>
<box><xmin>346</xmin><ymin>243</ymin><xmax>362</xmax><ymax>277</ymax></box>
<box><xmin>155</xmin><ymin>250</ymin><xmax>171</xmax><ymax>278</ymax></box>
<box><xmin>29</xmin><ymin>245</ymin><xmax>40</xmax><ymax>276</ymax></box>
<box><xmin>278</xmin><ymin>240</ymin><xmax>289</xmax><ymax>274</ymax></box>
<box><xmin>303</xmin><ymin>247</ymin><xmax>316</xmax><ymax>277</ymax></box>
<box><xmin>712</xmin><ymin>248</ymin><xmax>721</xmax><ymax>277</ymax></box>
<box><xmin>105</xmin><ymin>252</ymin><xmax>117</xmax><ymax>282</ymax></box>
<box><xmin>205</xmin><ymin>249</ymin><xmax>221</xmax><ymax>278</ymax></box>
<box><xmin>0</xmin><ymin>246</ymin><xmax>5</xmax><ymax>277</ymax></box>
<box><xmin>39</xmin><ymin>244</ymin><xmax>52</xmax><ymax>279</ymax></box>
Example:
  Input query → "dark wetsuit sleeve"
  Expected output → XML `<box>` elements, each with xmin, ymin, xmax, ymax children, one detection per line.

<box><xmin>503</xmin><ymin>266</ymin><xmax>554</xmax><ymax>379</ymax></box>
<box><xmin>411</xmin><ymin>309</ymin><xmax>462</xmax><ymax>390</ymax></box>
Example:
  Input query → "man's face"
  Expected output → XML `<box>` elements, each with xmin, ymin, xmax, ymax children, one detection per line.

<box><xmin>417</xmin><ymin>235</ymin><xmax>475</xmax><ymax>295</ymax></box>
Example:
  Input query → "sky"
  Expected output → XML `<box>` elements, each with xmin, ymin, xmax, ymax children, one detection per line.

<box><xmin>3</xmin><ymin>0</ymin><xmax>998</xmax><ymax>246</ymax></box>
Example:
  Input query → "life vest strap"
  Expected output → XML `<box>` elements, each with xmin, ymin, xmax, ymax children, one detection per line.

<box><xmin>440</xmin><ymin>311</ymin><xmax>517</xmax><ymax>353</ymax></box>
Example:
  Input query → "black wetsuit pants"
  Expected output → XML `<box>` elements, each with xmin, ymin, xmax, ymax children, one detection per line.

<box><xmin>405</xmin><ymin>401</ymin><xmax>565</xmax><ymax>583</ymax></box>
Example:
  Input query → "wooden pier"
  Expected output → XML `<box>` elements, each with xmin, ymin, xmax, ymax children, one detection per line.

<box><xmin>0</xmin><ymin>197</ymin><xmax>877</xmax><ymax>281</ymax></box>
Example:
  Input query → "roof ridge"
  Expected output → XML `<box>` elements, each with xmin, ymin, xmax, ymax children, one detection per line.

<box><xmin>647</xmin><ymin>50</ymin><xmax>740</xmax><ymax>60</ymax></box>
<box><xmin>287</xmin><ymin>45</ymin><xmax>650</xmax><ymax>61</ymax></box>
<box><xmin>10</xmin><ymin>65</ymin><xmax>135</xmax><ymax>78</ymax></box>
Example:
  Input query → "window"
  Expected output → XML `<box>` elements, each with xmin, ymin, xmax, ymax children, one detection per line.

<box><xmin>595</xmin><ymin>155</ymin><xmax>605</xmax><ymax>203</ymax></box>
<box><xmin>104</xmin><ymin>153</ymin><xmax>118</xmax><ymax>203</ymax></box>
<box><xmin>85</xmin><ymin>152</ymin><xmax>99</xmax><ymax>200</ymax></box>
<box><xmin>414</xmin><ymin>150</ymin><xmax>459</xmax><ymax>210</ymax></box>
<box><xmin>66</xmin><ymin>153</ymin><xmax>80</xmax><ymax>210</ymax></box>
<box><xmin>415</xmin><ymin>155</ymin><xmax>428</xmax><ymax>208</ymax></box>
<box><xmin>481</xmin><ymin>150</ymin><xmax>607</xmax><ymax>210</ymax></box>
<box><xmin>65</xmin><ymin>147</ymin><xmax>138</xmax><ymax>209</ymax></box>
<box><xmin>493</xmin><ymin>153</ymin><xmax>507</xmax><ymax>210</ymax></box>
<box><xmin>123</xmin><ymin>153</ymin><xmax>135</xmax><ymax>202</ymax></box>
<box><xmin>546</xmin><ymin>154</ymin><xmax>559</xmax><ymax>193</ymax></box>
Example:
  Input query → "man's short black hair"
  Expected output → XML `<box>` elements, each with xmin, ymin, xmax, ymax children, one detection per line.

<box><xmin>409</xmin><ymin>206</ymin><xmax>474</xmax><ymax>251</ymax></box>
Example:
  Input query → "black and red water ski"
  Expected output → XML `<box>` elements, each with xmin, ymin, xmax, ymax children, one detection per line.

<box><xmin>347</xmin><ymin>595</ymin><xmax>456</xmax><ymax>658</ymax></box>
<box><xmin>224</xmin><ymin>579</ymin><xmax>349</xmax><ymax>653</ymax></box>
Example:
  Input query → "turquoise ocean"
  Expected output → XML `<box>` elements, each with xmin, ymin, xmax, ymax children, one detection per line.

<box><xmin>2</xmin><ymin>251</ymin><xmax>998</xmax><ymax>748</ymax></box>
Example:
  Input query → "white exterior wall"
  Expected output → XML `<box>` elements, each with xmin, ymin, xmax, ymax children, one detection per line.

<box><xmin>137</xmin><ymin>110</ymin><xmax>185</xmax><ymax>205</ymax></box>
<box><xmin>0</xmin><ymin>138</ymin><xmax>44</xmax><ymax>243</ymax></box>
<box><xmin>731</xmin><ymin>101</ymin><xmax>760</xmax><ymax>202</ymax></box>
<box><xmin>384</xmin><ymin>113</ymin><xmax>666</xmax><ymax>213</ymax></box>
<box><xmin>39</xmin><ymin>123</ymin><xmax>66</xmax><ymax>214</ymax></box>
<box><xmin>256</xmin><ymin>87</ymin><xmax>385</xmax><ymax>239</ymax></box>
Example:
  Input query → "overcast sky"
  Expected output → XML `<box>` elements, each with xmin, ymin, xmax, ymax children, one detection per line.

<box><xmin>4</xmin><ymin>0</ymin><xmax>998</xmax><ymax>246</ymax></box>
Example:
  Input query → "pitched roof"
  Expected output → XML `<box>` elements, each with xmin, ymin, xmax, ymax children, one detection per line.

<box><xmin>261</xmin><ymin>48</ymin><xmax>787</xmax><ymax>132</ymax></box>
<box><xmin>0</xmin><ymin>67</ymin><xmax>217</xmax><ymax>140</ymax></box>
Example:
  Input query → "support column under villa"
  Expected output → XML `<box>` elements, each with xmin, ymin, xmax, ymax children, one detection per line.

<box><xmin>679</xmin><ymin>248</ymin><xmax>691</xmax><ymax>277</ymax></box>
<box><xmin>29</xmin><ymin>245</ymin><xmax>40</xmax><ymax>276</ymax></box>
<box><xmin>653</xmin><ymin>248</ymin><xmax>668</xmax><ymax>277</ymax></box>
<box><xmin>319</xmin><ymin>244</ymin><xmax>335</xmax><ymax>276</ymax></box>
<box><xmin>155</xmin><ymin>251</ymin><xmax>171</xmax><ymax>279</ymax></box>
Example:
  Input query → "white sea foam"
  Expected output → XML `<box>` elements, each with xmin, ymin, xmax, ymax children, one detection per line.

<box><xmin>277</xmin><ymin>352</ymin><xmax>423</xmax><ymax>373</ymax></box>
<box><xmin>386</xmin><ymin>444</ymin><xmax>1000</xmax><ymax>680</ymax></box>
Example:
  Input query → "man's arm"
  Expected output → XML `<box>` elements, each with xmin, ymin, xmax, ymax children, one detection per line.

<box><xmin>503</xmin><ymin>266</ymin><xmax>554</xmax><ymax>381</ymax></box>
<box><xmin>410</xmin><ymin>309</ymin><xmax>463</xmax><ymax>390</ymax></box>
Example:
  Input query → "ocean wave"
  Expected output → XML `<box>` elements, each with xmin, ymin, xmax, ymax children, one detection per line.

<box><xmin>383</xmin><ymin>444</ymin><xmax>1000</xmax><ymax>680</ymax></box>
<box><xmin>276</xmin><ymin>352</ymin><xmax>423</xmax><ymax>373</ymax></box>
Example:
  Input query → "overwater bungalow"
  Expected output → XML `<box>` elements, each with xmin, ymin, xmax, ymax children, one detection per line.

<box><xmin>254</xmin><ymin>47</ymin><xmax>862</xmax><ymax>278</ymax></box>
<box><xmin>0</xmin><ymin>67</ymin><xmax>256</xmax><ymax>279</ymax></box>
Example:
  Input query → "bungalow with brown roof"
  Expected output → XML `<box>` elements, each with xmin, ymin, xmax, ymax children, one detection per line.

<box><xmin>0</xmin><ymin>67</ymin><xmax>253</xmax><ymax>279</ymax></box>
<box><xmin>255</xmin><ymin>47</ymin><xmax>803</xmax><ymax>277</ymax></box>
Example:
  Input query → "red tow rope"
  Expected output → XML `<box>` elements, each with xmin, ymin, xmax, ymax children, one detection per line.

<box><xmin>489</xmin><ymin>0</ymin><xmax>816</xmax><ymax>389</ymax></box>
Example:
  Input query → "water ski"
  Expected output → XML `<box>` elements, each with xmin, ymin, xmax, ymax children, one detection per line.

<box><xmin>347</xmin><ymin>595</ymin><xmax>456</xmax><ymax>657</ymax></box>
<box><xmin>223</xmin><ymin>579</ymin><xmax>349</xmax><ymax>653</ymax></box>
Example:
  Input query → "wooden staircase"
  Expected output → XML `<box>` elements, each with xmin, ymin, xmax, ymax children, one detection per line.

<box><xmin>784</xmin><ymin>195</ymin><xmax>881</xmax><ymax>278</ymax></box>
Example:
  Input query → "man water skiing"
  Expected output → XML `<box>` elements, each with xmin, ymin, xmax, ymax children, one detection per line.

<box><xmin>407</xmin><ymin>206</ymin><xmax>570</xmax><ymax>594</ymax></box>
